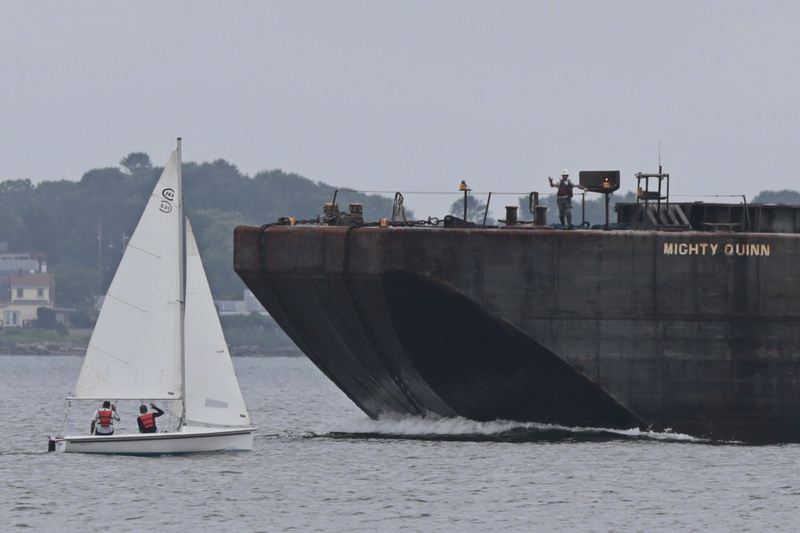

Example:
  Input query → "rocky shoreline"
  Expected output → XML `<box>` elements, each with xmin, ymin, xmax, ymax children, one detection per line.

<box><xmin>0</xmin><ymin>341</ymin><xmax>302</xmax><ymax>357</ymax></box>
<box><xmin>0</xmin><ymin>342</ymin><xmax>87</xmax><ymax>356</ymax></box>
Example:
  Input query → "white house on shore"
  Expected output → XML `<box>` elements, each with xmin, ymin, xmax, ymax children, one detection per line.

<box><xmin>0</xmin><ymin>250</ymin><xmax>56</xmax><ymax>328</ymax></box>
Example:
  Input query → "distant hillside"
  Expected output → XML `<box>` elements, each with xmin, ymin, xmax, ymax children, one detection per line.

<box><xmin>751</xmin><ymin>190</ymin><xmax>800</xmax><ymax>204</ymax></box>
<box><xmin>0</xmin><ymin>153</ymin><xmax>395</xmax><ymax>312</ymax></box>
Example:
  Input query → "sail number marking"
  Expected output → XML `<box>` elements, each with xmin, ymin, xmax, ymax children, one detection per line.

<box><xmin>159</xmin><ymin>188</ymin><xmax>175</xmax><ymax>213</ymax></box>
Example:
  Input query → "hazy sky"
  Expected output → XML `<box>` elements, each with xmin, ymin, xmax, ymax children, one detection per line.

<box><xmin>2</xmin><ymin>1</ymin><xmax>798</xmax><ymax>217</ymax></box>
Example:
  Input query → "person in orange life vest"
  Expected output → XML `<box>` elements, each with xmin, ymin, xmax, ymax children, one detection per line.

<box><xmin>137</xmin><ymin>403</ymin><xmax>165</xmax><ymax>433</ymax></box>
<box><xmin>91</xmin><ymin>401</ymin><xmax>120</xmax><ymax>435</ymax></box>
<box><xmin>548</xmin><ymin>169</ymin><xmax>586</xmax><ymax>229</ymax></box>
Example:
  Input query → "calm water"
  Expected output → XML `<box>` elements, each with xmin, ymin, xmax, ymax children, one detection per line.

<box><xmin>3</xmin><ymin>355</ymin><xmax>800</xmax><ymax>532</ymax></box>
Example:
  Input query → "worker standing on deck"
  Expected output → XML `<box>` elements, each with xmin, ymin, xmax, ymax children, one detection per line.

<box><xmin>548</xmin><ymin>169</ymin><xmax>584</xmax><ymax>229</ymax></box>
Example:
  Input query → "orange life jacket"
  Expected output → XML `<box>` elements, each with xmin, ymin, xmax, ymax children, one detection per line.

<box><xmin>139</xmin><ymin>412</ymin><xmax>156</xmax><ymax>430</ymax></box>
<box><xmin>97</xmin><ymin>409</ymin><xmax>113</xmax><ymax>427</ymax></box>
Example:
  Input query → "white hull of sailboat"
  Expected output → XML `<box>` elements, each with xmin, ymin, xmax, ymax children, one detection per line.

<box><xmin>52</xmin><ymin>426</ymin><xmax>255</xmax><ymax>455</ymax></box>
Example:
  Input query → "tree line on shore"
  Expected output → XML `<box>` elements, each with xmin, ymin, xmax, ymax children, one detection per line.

<box><xmin>0</xmin><ymin>153</ymin><xmax>396</xmax><ymax>312</ymax></box>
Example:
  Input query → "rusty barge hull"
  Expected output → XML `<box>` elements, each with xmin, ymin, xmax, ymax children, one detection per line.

<box><xmin>234</xmin><ymin>223</ymin><xmax>800</xmax><ymax>443</ymax></box>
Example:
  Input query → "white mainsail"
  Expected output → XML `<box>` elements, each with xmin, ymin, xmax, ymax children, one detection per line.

<box><xmin>183</xmin><ymin>218</ymin><xmax>252</xmax><ymax>427</ymax></box>
<box><xmin>74</xmin><ymin>149</ymin><xmax>183</xmax><ymax>401</ymax></box>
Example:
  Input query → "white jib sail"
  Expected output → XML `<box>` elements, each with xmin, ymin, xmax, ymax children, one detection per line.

<box><xmin>73</xmin><ymin>149</ymin><xmax>183</xmax><ymax>400</ymax></box>
<box><xmin>183</xmin><ymin>218</ymin><xmax>252</xmax><ymax>427</ymax></box>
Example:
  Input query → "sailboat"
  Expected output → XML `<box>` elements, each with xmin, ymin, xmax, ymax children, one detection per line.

<box><xmin>49</xmin><ymin>139</ymin><xmax>256</xmax><ymax>454</ymax></box>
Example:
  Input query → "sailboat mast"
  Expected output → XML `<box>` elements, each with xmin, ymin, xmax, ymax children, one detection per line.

<box><xmin>177</xmin><ymin>137</ymin><xmax>187</xmax><ymax>427</ymax></box>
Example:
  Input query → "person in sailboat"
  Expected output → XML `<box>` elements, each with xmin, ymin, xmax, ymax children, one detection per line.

<box><xmin>137</xmin><ymin>403</ymin><xmax>165</xmax><ymax>433</ymax></box>
<box><xmin>90</xmin><ymin>401</ymin><xmax>120</xmax><ymax>435</ymax></box>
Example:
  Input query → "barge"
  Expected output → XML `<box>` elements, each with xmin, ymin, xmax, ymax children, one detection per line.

<box><xmin>233</xmin><ymin>172</ymin><xmax>800</xmax><ymax>443</ymax></box>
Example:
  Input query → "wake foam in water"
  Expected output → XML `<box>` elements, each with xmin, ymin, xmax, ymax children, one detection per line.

<box><xmin>321</xmin><ymin>415</ymin><xmax>705</xmax><ymax>444</ymax></box>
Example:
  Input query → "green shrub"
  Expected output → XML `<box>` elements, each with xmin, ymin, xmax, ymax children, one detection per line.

<box><xmin>36</xmin><ymin>307</ymin><xmax>58</xmax><ymax>329</ymax></box>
